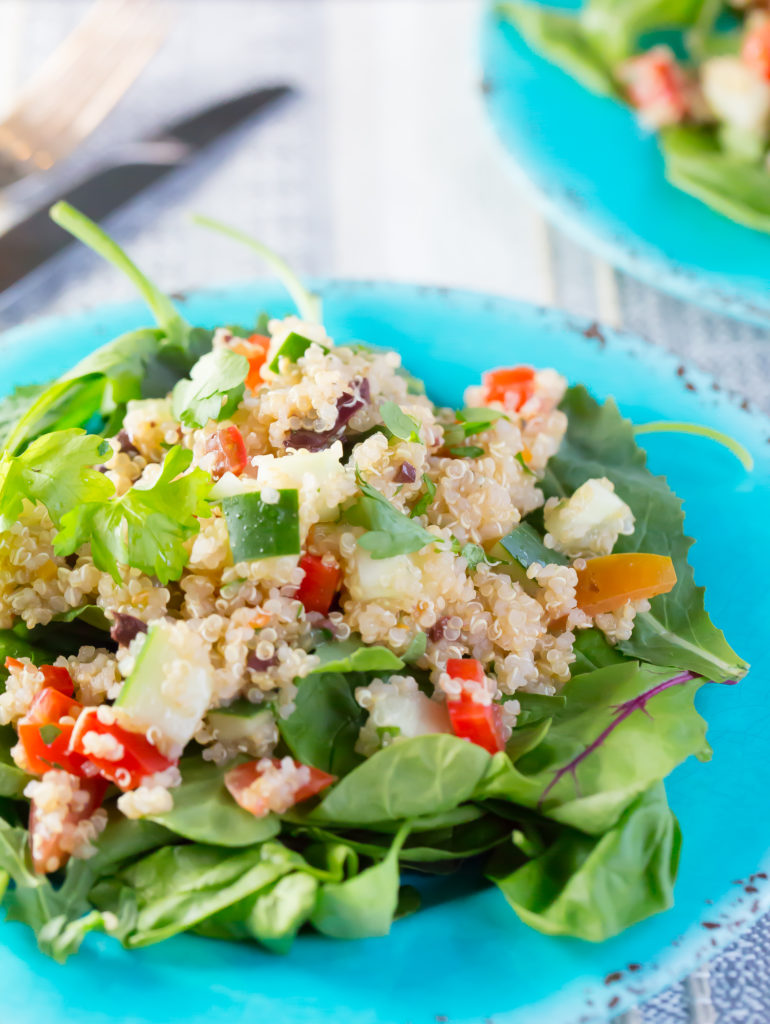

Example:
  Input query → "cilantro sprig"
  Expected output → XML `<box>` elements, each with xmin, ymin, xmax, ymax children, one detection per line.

<box><xmin>172</xmin><ymin>349</ymin><xmax>249</xmax><ymax>428</ymax></box>
<box><xmin>345</xmin><ymin>472</ymin><xmax>437</xmax><ymax>559</ymax></box>
<box><xmin>380</xmin><ymin>402</ymin><xmax>420</xmax><ymax>442</ymax></box>
<box><xmin>0</xmin><ymin>430</ymin><xmax>113</xmax><ymax>528</ymax></box>
<box><xmin>54</xmin><ymin>446</ymin><xmax>212</xmax><ymax>584</ymax></box>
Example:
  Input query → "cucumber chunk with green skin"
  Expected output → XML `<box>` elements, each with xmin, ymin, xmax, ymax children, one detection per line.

<box><xmin>222</xmin><ymin>489</ymin><xmax>301</xmax><ymax>562</ymax></box>
<box><xmin>116</xmin><ymin>621</ymin><xmax>213</xmax><ymax>754</ymax></box>
<box><xmin>206</xmin><ymin>701</ymin><xmax>277</xmax><ymax>757</ymax></box>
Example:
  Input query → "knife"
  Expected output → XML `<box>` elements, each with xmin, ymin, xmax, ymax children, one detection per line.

<box><xmin>0</xmin><ymin>83</ymin><xmax>292</xmax><ymax>301</ymax></box>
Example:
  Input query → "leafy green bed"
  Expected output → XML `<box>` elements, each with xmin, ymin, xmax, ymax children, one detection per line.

<box><xmin>497</xmin><ymin>0</ymin><xmax>770</xmax><ymax>233</ymax></box>
<box><xmin>0</xmin><ymin>204</ymin><xmax>746</xmax><ymax>960</ymax></box>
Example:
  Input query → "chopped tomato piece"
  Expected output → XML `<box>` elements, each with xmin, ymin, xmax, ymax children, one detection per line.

<box><xmin>446</xmin><ymin>657</ymin><xmax>485</xmax><ymax>684</ymax></box>
<box><xmin>205</xmin><ymin>425</ymin><xmax>248</xmax><ymax>480</ymax></box>
<box><xmin>575</xmin><ymin>553</ymin><xmax>677</xmax><ymax>616</ymax></box>
<box><xmin>4</xmin><ymin>657</ymin><xmax>22</xmax><ymax>673</ymax></box>
<box><xmin>742</xmin><ymin>19</ymin><xmax>770</xmax><ymax>81</ymax></box>
<box><xmin>225</xmin><ymin>758</ymin><xmax>336</xmax><ymax>818</ymax></box>
<box><xmin>69</xmin><ymin>707</ymin><xmax>176</xmax><ymax>790</ymax></box>
<box><xmin>621</xmin><ymin>48</ymin><xmax>691</xmax><ymax>126</ymax></box>
<box><xmin>18</xmin><ymin>688</ymin><xmax>87</xmax><ymax>776</ymax></box>
<box><xmin>481</xmin><ymin>366</ymin><xmax>535</xmax><ymax>412</ymax></box>
<box><xmin>28</xmin><ymin>775</ymin><xmax>108</xmax><ymax>874</ymax></box>
<box><xmin>296</xmin><ymin>553</ymin><xmax>341</xmax><ymax>614</ymax></box>
<box><xmin>4</xmin><ymin>659</ymin><xmax>74</xmax><ymax>697</ymax></box>
<box><xmin>231</xmin><ymin>333</ymin><xmax>271</xmax><ymax>391</ymax></box>
<box><xmin>447</xmin><ymin>693</ymin><xmax>506</xmax><ymax>755</ymax></box>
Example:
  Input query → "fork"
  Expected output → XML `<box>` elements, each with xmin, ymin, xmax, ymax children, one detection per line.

<box><xmin>0</xmin><ymin>0</ymin><xmax>170</xmax><ymax>191</ymax></box>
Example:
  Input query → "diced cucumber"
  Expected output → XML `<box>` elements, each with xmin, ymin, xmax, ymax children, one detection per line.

<box><xmin>116</xmin><ymin>621</ymin><xmax>212</xmax><ymax>754</ymax></box>
<box><xmin>206</xmin><ymin>701</ymin><xmax>277</xmax><ymax>757</ymax></box>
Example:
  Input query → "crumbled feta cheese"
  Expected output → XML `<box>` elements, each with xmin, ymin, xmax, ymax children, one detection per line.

<box><xmin>544</xmin><ymin>477</ymin><xmax>635</xmax><ymax>558</ymax></box>
<box><xmin>355</xmin><ymin>675</ymin><xmax>451</xmax><ymax>756</ymax></box>
<box><xmin>701</xmin><ymin>55</ymin><xmax>770</xmax><ymax>139</ymax></box>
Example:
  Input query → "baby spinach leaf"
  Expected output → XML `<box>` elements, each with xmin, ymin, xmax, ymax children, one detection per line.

<box><xmin>581</xmin><ymin>0</ymin><xmax>707</xmax><ymax>63</ymax></box>
<box><xmin>311</xmin><ymin>823</ymin><xmax>409</xmax><ymax>939</ymax></box>
<box><xmin>149</xmin><ymin>759</ymin><xmax>280</xmax><ymax>846</ymax></box>
<box><xmin>312</xmin><ymin>637</ymin><xmax>405</xmax><ymax>674</ymax></box>
<box><xmin>497</xmin><ymin>1</ymin><xmax>618</xmax><ymax>97</ymax></box>
<box><xmin>403</xmin><ymin>631</ymin><xmax>427</xmax><ymax>662</ymax></box>
<box><xmin>312</xmin><ymin>734</ymin><xmax>491</xmax><ymax>825</ymax></box>
<box><xmin>171</xmin><ymin>348</ymin><xmax>249</xmax><ymax>428</ymax></box>
<box><xmin>571</xmin><ymin>627</ymin><xmax>630</xmax><ymax>675</ymax></box>
<box><xmin>380</xmin><ymin>401</ymin><xmax>420</xmax><ymax>442</ymax></box>
<box><xmin>542</xmin><ymin>386</ymin><xmax>747</xmax><ymax>682</ymax></box>
<box><xmin>661</xmin><ymin>126</ymin><xmax>770</xmax><ymax>235</ymax></box>
<box><xmin>488</xmin><ymin>782</ymin><xmax>680</xmax><ymax>940</ymax></box>
<box><xmin>0</xmin><ymin>384</ymin><xmax>50</xmax><ymax>447</ymax></box>
<box><xmin>248</xmin><ymin>872</ymin><xmax>319</xmax><ymax>952</ymax></box>
<box><xmin>345</xmin><ymin>473</ymin><xmax>437</xmax><ymax>558</ymax></box>
<box><xmin>476</xmin><ymin>662</ymin><xmax>712</xmax><ymax>834</ymax></box>
<box><xmin>222</xmin><ymin>489</ymin><xmax>300</xmax><ymax>562</ymax></box>
<box><xmin>55</xmin><ymin>446</ymin><xmax>212</xmax><ymax>584</ymax></box>
<box><xmin>278</xmin><ymin>672</ymin><xmax>365</xmax><ymax>777</ymax></box>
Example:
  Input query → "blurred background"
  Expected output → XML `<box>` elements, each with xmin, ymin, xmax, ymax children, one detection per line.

<box><xmin>0</xmin><ymin>3</ymin><xmax>768</xmax><ymax>1020</ymax></box>
<box><xmin>1</xmin><ymin>0</ymin><xmax>768</xmax><ymax>416</ymax></box>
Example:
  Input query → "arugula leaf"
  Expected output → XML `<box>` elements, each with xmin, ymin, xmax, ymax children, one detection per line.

<box><xmin>500</xmin><ymin>521</ymin><xmax>567</xmax><ymax>568</ymax></box>
<box><xmin>345</xmin><ymin>473</ymin><xmax>437</xmax><ymax>559</ymax></box>
<box><xmin>476</xmin><ymin>662</ymin><xmax>712</xmax><ymax>834</ymax></box>
<box><xmin>278</xmin><ymin>671</ymin><xmax>366</xmax><ymax>777</ymax></box>
<box><xmin>222</xmin><ymin>490</ymin><xmax>300</xmax><ymax>562</ymax></box>
<box><xmin>312</xmin><ymin>734</ymin><xmax>492</xmax><ymax>825</ymax></box>
<box><xmin>171</xmin><ymin>349</ymin><xmax>249</xmax><ymax>428</ymax></box>
<box><xmin>410</xmin><ymin>473</ymin><xmax>436</xmax><ymax>518</ymax></box>
<box><xmin>0</xmin><ymin>430</ymin><xmax>112</xmax><ymax>528</ymax></box>
<box><xmin>488</xmin><ymin>782</ymin><xmax>680</xmax><ymax>941</ymax></box>
<box><xmin>312</xmin><ymin>637</ymin><xmax>405</xmax><ymax>674</ymax></box>
<box><xmin>542</xmin><ymin>386</ymin><xmax>746</xmax><ymax>682</ymax></box>
<box><xmin>380</xmin><ymin>401</ymin><xmax>420</xmax><ymax>442</ymax></box>
<box><xmin>661</xmin><ymin>126</ymin><xmax>770</xmax><ymax>235</ymax></box>
<box><xmin>311</xmin><ymin>823</ymin><xmax>409</xmax><ymax>938</ymax></box>
<box><xmin>149</xmin><ymin>759</ymin><xmax>280</xmax><ymax>846</ymax></box>
<box><xmin>497</xmin><ymin>1</ymin><xmax>619</xmax><ymax>97</ymax></box>
<box><xmin>54</xmin><ymin>446</ymin><xmax>212</xmax><ymax>584</ymax></box>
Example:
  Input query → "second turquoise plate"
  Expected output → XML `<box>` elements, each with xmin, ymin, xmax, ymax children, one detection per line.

<box><xmin>481</xmin><ymin>1</ymin><xmax>770</xmax><ymax>327</ymax></box>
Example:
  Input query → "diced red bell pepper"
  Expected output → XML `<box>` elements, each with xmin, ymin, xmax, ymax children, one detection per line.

<box><xmin>225</xmin><ymin>758</ymin><xmax>336</xmax><ymax>818</ymax></box>
<box><xmin>446</xmin><ymin>657</ymin><xmax>485</xmax><ymax>684</ymax></box>
<box><xmin>481</xmin><ymin>366</ymin><xmax>535</xmax><ymax>412</ymax></box>
<box><xmin>28</xmin><ymin>774</ymin><xmax>109</xmax><ymax>874</ymax></box>
<box><xmin>69</xmin><ymin>707</ymin><xmax>177</xmax><ymax>790</ymax></box>
<box><xmin>231</xmin><ymin>333</ymin><xmax>271</xmax><ymax>391</ymax></box>
<box><xmin>622</xmin><ymin>48</ymin><xmax>691</xmax><ymax>126</ymax></box>
<box><xmin>5</xmin><ymin>658</ymin><xmax>74</xmax><ymax>696</ymax></box>
<box><xmin>446</xmin><ymin>658</ymin><xmax>506</xmax><ymax>754</ymax></box>
<box><xmin>295</xmin><ymin>553</ymin><xmax>342</xmax><ymax>614</ymax></box>
<box><xmin>743</xmin><ymin>19</ymin><xmax>770</xmax><ymax>81</ymax></box>
<box><xmin>18</xmin><ymin>688</ymin><xmax>87</xmax><ymax>776</ymax></box>
<box><xmin>205</xmin><ymin>425</ymin><xmax>248</xmax><ymax>481</ymax></box>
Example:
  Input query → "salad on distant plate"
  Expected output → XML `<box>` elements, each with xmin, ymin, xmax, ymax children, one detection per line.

<box><xmin>498</xmin><ymin>0</ymin><xmax>770</xmax><ymax>232</ymax></box>
<box><xmin>0</xmin><ymin>203</ymin><xmax>748</xmax><ymax>961</ymax></box>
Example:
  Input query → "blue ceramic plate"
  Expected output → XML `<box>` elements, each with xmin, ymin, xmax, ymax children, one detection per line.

<box><xmin>1</xmin><ymin>281</ymin><xmax>768</xmax><ymax>1024</ymax></box>
<box><xmin>481</xmin><ymin>1</ymin><xmax>770</xmax><ymax>327</ymax></box>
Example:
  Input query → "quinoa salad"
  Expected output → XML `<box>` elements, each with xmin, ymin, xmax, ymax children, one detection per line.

<box><xmin>0</xmin><ymin>204</ymin><xmax>747</xmax><ymax>960</ymax></box>
<box><xmin>498</xmin><ymin>0</ymin><xmax>770</xmax><ymax>232</ymax></box>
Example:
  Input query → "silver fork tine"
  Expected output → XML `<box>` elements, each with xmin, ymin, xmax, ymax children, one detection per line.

<box><xmin>0</xmin><ymin>0</ymin><xmax>168</xmax><ymax>176</ymax></box>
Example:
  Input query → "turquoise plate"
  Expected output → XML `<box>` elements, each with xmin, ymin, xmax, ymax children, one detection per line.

<box><xmin>481</xmin><ymin>2</ymin><xmax>770</xmax><ymax>327</ymax></box>
<box><xmin>0</xmin><ymin>282</ymin><xmax>768</xmax><ymax>1024</ymax></box>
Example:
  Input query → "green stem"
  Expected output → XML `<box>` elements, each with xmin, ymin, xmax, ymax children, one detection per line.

<box><xmin>634</xmin><ymin>421</ymin><xmax>753</xmax><ymax>472</ymax></box>
<box><xmin>192</xmin><ymin>214</ymin><xmax>322</xmax><ymax>323</ymax></box>
<box><xmin>49</xmin><ymin>203</ymin><xmax>187</xmax><ymax>344</ymax></box>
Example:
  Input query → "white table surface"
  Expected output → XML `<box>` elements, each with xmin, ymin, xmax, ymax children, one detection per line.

<box><xmin>0</xmin><ymin>2</ymin><xmax>768</xmax><ymax>1021</ymax></box>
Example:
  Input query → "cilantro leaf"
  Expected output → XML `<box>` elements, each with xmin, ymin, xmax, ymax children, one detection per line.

<box><xmin>0</xmin><ymin>430</ymin><xmax>113</xmax><ymax>528</ymax></box>
<box><xmin>171</xmin><ymin>349</ymin><xmax>249</xmax><ymax>428</ymax></box>
<box><xmin>380</xmin><ymin>401</ymin><xmax>420</xmax><ymax>442</ymax></box>
<box><xmin>410</xmin><ymin>474</ymin><xmax>436</xmax><ymax>518</ymax></box>
<box><xmin>345</xmin><ymin>473</ymin><xmax>437</xmax><ymax>559</ymax></box>
<box><xmin>54</xmin><ymin>446</ymin><xmax>212</xmax><ymax>584</ymax></box>
<box><xmin>447</xmin><ymin>446</ymin><xmax>484</xmax><ymax>459</ymax></box>
<box><xmin>456</xmin><ymin>407</ymin><xmax>509</xmax><ymax>434</ymax></box>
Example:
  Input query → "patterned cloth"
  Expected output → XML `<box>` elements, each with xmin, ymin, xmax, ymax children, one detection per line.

<box><xmin>0</xmin><ymin>2</ymin><xmax>768</xmax><ymax>1020</ymax></box>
